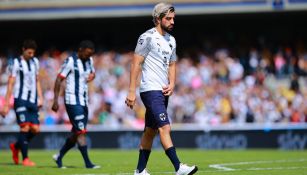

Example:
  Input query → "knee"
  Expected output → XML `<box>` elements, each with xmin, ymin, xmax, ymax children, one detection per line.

<box><xmin>158</xmin><ymin>125</ymin><xmax>171</xmax><ymax>134</ymax></box>
<box><xmin>31</xmin><ymin>126</ymin><xmax>40</xmax><ymax>134</ymax></box>
<box><xmin>20</xmin><ymin>125</ymin><xmax>30</xmax><ymax>132</ymax></box>
<box><xmin>77</xmin><ymin>134</ymin><xmax>87</xmax><ymax>146</ymax></box>
<box><xmin>144</xmin><ymin>128</ymin><xmax>157</xmax><ymax>139</ymax></box>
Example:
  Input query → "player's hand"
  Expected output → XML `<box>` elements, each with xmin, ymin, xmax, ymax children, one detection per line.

<box><xmin>162</xmin><ymin>84</ymin><xmax>174</xmax><ymax>96</ymax></box>
<box><xmin>37</xmin><ymin>98</ymin><xmax>43</xmax><ymax>108</ymax></box>
<box><xmin>51</xmin><ymin>101</ymin><xmax>59</xmax><ymax>112</ymax></box>
<box><xmin>125</xmin><ymin>92</ymin><xmax>136</xmax><ymax>109</ymax></box>
<box><xmin>87</xmin><ymin>73</ymin><xmax>95</xmax><ymax>82</ymax></box>
<box><xmin>1</xmin><ymin>103</ymin><xmax>10</xmax><ymax>117</ymax></box>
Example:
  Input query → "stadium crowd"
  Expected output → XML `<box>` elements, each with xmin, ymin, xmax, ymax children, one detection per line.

<box><xmin>0</xmin><ymin>45</ymin><xmax>306</xmax><ymax>128</ymax></box>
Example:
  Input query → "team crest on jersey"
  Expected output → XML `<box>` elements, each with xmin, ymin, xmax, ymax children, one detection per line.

<box><xmin>138</xmin><ymin>39</ymin><xmax>144</xmax><ymax>45</ymax></box>
<box><xmin>159</xmin><ymin>113</ymin><xmax>167</xmax><ymax>121</ymax></box>
<box><xmin>19</xmin><ymin>114</ymin><xmax>26</xmax><ymax>122</ymax></box>
<box><xmin>78</xmin><ymin>121</ymin><xmax>85</xmax><ymax>130</ymax></box>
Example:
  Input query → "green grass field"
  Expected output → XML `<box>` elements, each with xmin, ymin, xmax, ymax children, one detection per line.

<box><xmin>0</xmin><ymin>149</ymin><xmax>306</xmax><ymax>175</ymax></box>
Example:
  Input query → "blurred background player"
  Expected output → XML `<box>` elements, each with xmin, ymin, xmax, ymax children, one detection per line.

<box><xmin>1</xmin><ymin>39</ymin><xmax>43</xmax><ymax>166</ymax></box>
<box><xmin>125</xmin><ymin>3</ymin><xmax>198</xmax><ymax>175</ymax></box>
<box><xmin>51</xmin><ymin>40</ymin><xmax>100</xmax><ymax>169</ymax></box>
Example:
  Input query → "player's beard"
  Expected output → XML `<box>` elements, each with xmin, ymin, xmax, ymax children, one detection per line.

<box><xmin>161</xmin><ymin>23</ymin><xmax>174</xmax><ymax>33</ymax></box>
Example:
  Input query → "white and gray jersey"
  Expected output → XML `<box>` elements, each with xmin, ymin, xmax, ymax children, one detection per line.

<box><xmin>58</xmin><ymin>53</ymin><xmax>95</xmax><ymax>106</ymax></box>
<box><xmin>8</xmin><ymin>56</ymin><xmax>39</xmax><ymax>104</ymax></box>
<box><xmin>135</xmin><ymin>28</ymin><xmax>177</xmax><ymax>92</ymax></box>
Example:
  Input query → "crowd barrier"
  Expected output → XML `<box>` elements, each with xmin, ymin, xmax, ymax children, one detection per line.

<box><xmin>0</xmin><ymin>123</ymin><xmax>306</xmax><ymax>150</ymax></box>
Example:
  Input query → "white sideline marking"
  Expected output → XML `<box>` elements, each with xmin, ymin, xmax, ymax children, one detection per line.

<box><xmin>209</xmin><ymin>158</ymin><xmax>307</xmax><ymax>171</ymax></box>
<box><xmin>71</xmin><ymin>159</ymin><xmax>307</xmax><ymax>175</ymax></box>
<box><xmin>209</xmin><ymin>164</ymin><xmax>235</xmax><ymax>171</ymax></box>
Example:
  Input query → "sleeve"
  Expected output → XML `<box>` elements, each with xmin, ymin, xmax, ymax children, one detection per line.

<box><xmin>58</xmin><ymin>57</ymin><xmax>73</xmax><ymax>78</ymax></box>
<box><xmin>170</xmin><ymin>40</ymin><xmax>177</xmax><ymax>62</ymax></box>
<box><xmin>89</xmin><ymin>57</ymin><xmax>95</xmax><ymax>73</ymax></box>
<box><xmin>8</xmin><ymin>58</ymin><xmax>19</xmax><ymax>78</ymax></box>
<box><xmin>135</xmin><ymin>34</ymin><xmax>152</xmax><ymax>58</ymax></box>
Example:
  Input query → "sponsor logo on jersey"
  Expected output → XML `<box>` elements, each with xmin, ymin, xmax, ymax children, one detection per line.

<box><xmin>75</xmin><ymin>114</ymin><xmax>85</xmax><ymax>120</ymax></box>
<box><xmin>16</xmin><ymin>107</ymin><xmax>27</xmax><ymax>112</ymax></box>
<box><xmin>162</xmin><ymin>51</ymin><xmax>170</xmax><ymax>55</ymax></box>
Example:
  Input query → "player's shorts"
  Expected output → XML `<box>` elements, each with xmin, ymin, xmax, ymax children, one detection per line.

<box><xmin>13</xmin><ymin>99</ymin><xmax>39</xmax><ymax>126</ymax></box>
<box><xmin>140</xmin><ymin>90</ymin><xmax>170</xmax><ymax>129</ymax></box>
<box><xmin>65</xmin><ymin>104</ymin><xmax>88</xmax><ymax>134</ymax></box>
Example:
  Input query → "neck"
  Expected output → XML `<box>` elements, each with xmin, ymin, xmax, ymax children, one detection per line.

<box><xmin>21</xmin><ymin>55</ymin><xmax>30</xmax><ymax>61</ymax></box>
<box><xmin>155</xmin><ymin>25</ymin><xmax>166</xmax><ymax>36</ymax></box>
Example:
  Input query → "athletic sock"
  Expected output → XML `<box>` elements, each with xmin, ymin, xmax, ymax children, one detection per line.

<box><xmin>78</xmin><ymin>145</ymin><xmax>93</xmax><ymax>167</ymax></box>
<box><xmin>58</xmin><ymin>138</ymin><xmax>76</xmax><ymax>160</ymax></box>
<box><xmin>16</xmin><ymin>132</ymin><xmax>29</xmax><ymax>160</ymax></box>
<box><xmin>165</xmin><ymin>146</ymin><xmax>180</xmax><ymax>171</ymax></box>
<box><xmin>27</xmin><ymin>132</ymin><xmax>36</xmax><ymax>142</ymax></box>
<box><xmin>136</xmin><ymin>149</ymin><xmax>151</xmax><ymax>172</ymax></box>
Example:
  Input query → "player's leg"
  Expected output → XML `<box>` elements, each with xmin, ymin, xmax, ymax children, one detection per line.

<box><xmin>74</xmin><ymin>105</ymin><xmax>99</xmax><ymax>169</ymax></box>
<box><xmin>76</xmin><ymin>133</ymin><xmax>97</xmax><ymax>168</ymax></box>
<box><xmin>53</xmin><ymin>133</ymin><xmax>77</xmax><ymax>168</ymax></box>
<box><xmin>19</xmin><ymin>124</ymin><xmax>37</xmax><ymax>166</ymax></box>
<box><xmin>136</xmin><ymin>126</ymin><xmax>156</xmax><ymax>173</ymax></box>
<box><xmin>10</xmin><ymin>124</ymin><xmax>30</xmax><ymax>165</ymax></box>
<box><xmin>28</xmin><ymin>124</ymin><xmax>39</xmax><ymax>142</ymax></box>
<box><xmin>27</xmin><ymin>110</ymin><xmax>40</xmax><ymax>143</ymax></box>
<box><xmin>158</xmin><ymin>122</ymin><xmax>198</xmax><ymax>175</ymax></box>
<box><xmin>134</xmin><ymin>91</ymin><xmax>160</xmax><ymax>174</ymax></box>
<box><xmin>157</xmin><ymin>99</ymin><xmax>198</xmax><ymax>175</ymax></box>
<box><xmin>158</xmin><ymin>124</ymin><xmax>181</xmax><ymax>171</ymax></box>
<box><xmin>53</xmin><ymin>104</ymin><xmax>79</xmax><ymax>168</ymax></box>
<box><xmin>16</xmin><ymin>112</ymin><xmax>36</xmax><ymax>166</ymax></box>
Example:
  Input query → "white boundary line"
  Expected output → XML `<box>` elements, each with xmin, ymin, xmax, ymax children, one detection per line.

<box><xmin>209</xmin><ymin>158</ymin><xmax>307</xmax><ymax>171</ymax></box>
<box><xmin>72</xmin><ymin>159</ymin><xmax>307</xmax><ymax>175</ymax></box>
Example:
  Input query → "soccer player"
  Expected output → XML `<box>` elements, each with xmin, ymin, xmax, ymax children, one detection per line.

<box><xmin>125</xmin><ymin>2</ymin><xmax>198</xmax><ymax>175</ymax></box>
<box><xmin>51</xmin><ymin>40</ymin><xmax>100</xmax><ymax>169</ymax></box>
<box><xmin>1</xmin><ymin>39</ymin><xmax>43</xmax><ymax>166</ymax></box>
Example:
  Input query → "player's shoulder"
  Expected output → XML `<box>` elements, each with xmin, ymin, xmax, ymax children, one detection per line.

<box><xmin>166</xmin><ymin>33</ymin><xmax>176</xmax><ymax>46</ymax></box>
<box><xmin>8</xmin><ymin>57</ymin><xmax>18</xmax><ymax>66</ymax></box>
<box><xmin>66</xmin><ymin>55</ymin><xmax>74</xmax><ymax>62</ymax></box>
<box><xmin>32</xmin><ymin>57</ymin><xmax>39</xmax><ymax>62</ymax></box>
<box><xmin>140</xmin><ymin>28</ymin><xmax>156</xmax><ymax>38</ymax></box>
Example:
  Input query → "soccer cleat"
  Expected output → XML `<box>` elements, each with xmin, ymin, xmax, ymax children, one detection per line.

<box><xmin>52</xmin><ymin>154</ymin><xmax>66</xmax><ymax>169</ymax></box>
<box><xmin>10</xmin><ymin>143</ymin><xmax>19</xmax><ymax>165</ymax></box>
<box><xmin>134</xmin><ymin>169</ymin><xmax>150</xmax><ymax>175</ymax></box>
<box><xmin>176</xmin><ymin>163</ymin><xmax>198</xmax><ymax>175</ymax></box>
<box><xmin>86</xmin><ymin>164</ymin><xmax>101</xmax><ymax>169</ymax></box>
<box><xmin>22</xmin><ymin>158</ymin><xmax>36</xmax><ymax>166</ymax></box>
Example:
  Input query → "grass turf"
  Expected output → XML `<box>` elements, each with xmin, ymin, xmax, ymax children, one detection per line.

<box><xmin>0</xmin><ymin>149</ymin><xmax>306</xmax><ymax>175</ymax></box>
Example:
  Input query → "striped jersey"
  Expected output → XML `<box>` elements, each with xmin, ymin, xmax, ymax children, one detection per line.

<box><xmin>135</xmin><ymin>28</ymin><xmax>177</xmax><ymax>92</ymax></box>
<box><xmin>8</xmin><ymin>56</ymin><xmax>39</xmax><ymax>104</ymax></box>
<box><xmin>58</xmin><ymin>53</ymin><xmax>95</xmax><ymax>106</ymax></box>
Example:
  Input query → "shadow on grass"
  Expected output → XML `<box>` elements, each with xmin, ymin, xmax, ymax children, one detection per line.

<box><xmin>0</xmin><ymin>162</ymin><xmax>17</xmax><ymax>166</ymax></box>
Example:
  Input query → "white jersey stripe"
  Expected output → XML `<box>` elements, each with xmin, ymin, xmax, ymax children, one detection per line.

<box><xmin>59</xmin><ymin>53</ymin><xmax>94</xmax><ymax>106</ymax></box>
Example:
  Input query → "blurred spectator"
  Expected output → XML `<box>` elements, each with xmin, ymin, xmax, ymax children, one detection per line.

<box><xmin>0</xmin><ymin>40</ymin><xmax>306</xmax><ymax>128</ymax></box>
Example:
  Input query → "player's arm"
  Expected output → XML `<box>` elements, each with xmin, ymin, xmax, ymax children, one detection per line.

<box><xmin>1</xmin><ymin>76</ymin><xmax>15</xmax><ymax>117</ymax></box>
<box><xmin>36</xmin><ymin>76</ymin><xmax>44</xmax><ymax>108</ymax></box>
<box><xmin>163</xmin><ymin>61</ymin><xmax>176</xmax><ymax>96</ymax></box>
<box><xmin>51</xmin><ymin>76</ymin><xmax>64</xmax><ymax>112</ymax></box>
<box><xmin>87</xmin><ymin>57</ymin><xmax>95</xmax><ymax>82</ymax></box>
<box><xmin>125</xmin><ymin>54</ymin><xmax>144</xmax><ymax>109</ymax></box>
<box><xmin>52</xmin><ymin>57</ymin><xmax>71</xmax><ymax>112</ymax></box>
<box><xmin>34</xmin><ymin>59</ymin><xmax>44</xmax><ymax>108</ymax></box>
